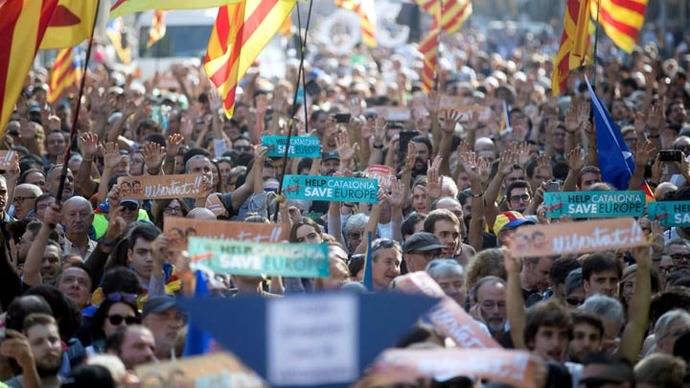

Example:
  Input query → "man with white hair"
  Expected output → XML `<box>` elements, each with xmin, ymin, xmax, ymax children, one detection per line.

<box><xmin>653</xmin><ymin>309</ymin><xmax>690</xmax><ymax>354</ymax></box>
<box><xmin>10</xmin><ymin>183</ymin><xmax>42</xmax><ymax>220</ymax></box>
<box><xmin>61</xmin><ymin>196</ymin><xmax>96</xmax><ymax>259</ymax></box>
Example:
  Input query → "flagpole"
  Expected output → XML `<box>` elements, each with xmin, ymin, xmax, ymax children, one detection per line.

<box><xmin>295</xmin><ymin>1</ymin><xmax>310</xmax><ymax>131</ymax></box>
<box><xmin>274</xmin><ymin>0</ymin><xmax>314</xmax><ymax>221</ymax></box>
<box><xmin>55</xmin><ymin>0</ymin><xmax>100</xmax><ymax>205</ymax></box>
<box><xmin>591</xmin><ymin>0</ymin><xmax>602</xmax><ymax>89</ymax></box>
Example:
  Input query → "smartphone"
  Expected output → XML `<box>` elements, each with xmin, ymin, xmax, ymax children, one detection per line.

<box><xmin>333</xmin><ymin>113</ymin><xmax>351</xmax><ymax>123</ymax></box>
<box><xmin>659</xmin><ymin>149</ymin><xmax>683</xmax><ymax>162</ymax></box>
<box><xmin>399</xmin><ymin>130</ymin><xmax>420</xmax><ymax>159</ymax></box>
<box><xmin>545</xmin><ymin>180</ymin><xmax>562</xmax><ymax>192</ymax></box>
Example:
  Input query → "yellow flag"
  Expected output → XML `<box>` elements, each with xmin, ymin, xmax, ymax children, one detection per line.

<box><xmin>40</xmin><ymin>0</ymin><xmax>99</xmax><ymax>49</ymax></box>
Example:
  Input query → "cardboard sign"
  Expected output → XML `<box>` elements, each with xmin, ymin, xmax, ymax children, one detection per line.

<box><xmin>365</xmin><ymin>164</ymin><xmax>395</xmax><ymax>192</ymax></box>
<box><xmin>175</xmin><ymin>293</ymin><xmax>437</xmax><ymax>386</ymax></box>
<box><xmin>187</xmin><ymin>237</ymin><xmax>330</xmax><ymax>278</ymax></box>
<box><xmin>0</xmin><ymin>151</ymin><xmax>17</xmax><ymax>170</ymax></box>
<box><xmin>135</xmin><ymin>352</ymin><xmax>266</xmax><ymax>388</ymax></box>
<box><xmin>261</xmin><ymin>135</ymin><xmax>321</xmax><ymax>158</ymax></box>
<box><xmin>648</xmin><ymin>201</ymin><xmax>690</xmax><ymax>227</ymax></box>
<box><xmin>117</xmin><ymin>174</ymin><xmax>209</xmax><ymax>199</ymax></box>
<box><xmin>282</xmin><ymin>175</ymin><xmax>379</xmax><ymax>204</ymax></box>
<box><xmin>395</xmin><ymin>272</ymin><xmax>500</xmax><ymax>349</ymax></box>
<box><xmin>268</xmin><ymin>294</ymin><xmax>358</xmax><ymax>385</ymax></box>
<box><xmin>507</xmin><ymin>218</ymin><xmax>646</xmax><ymax>258</ymax></box>
<box><xmin>370</xmin><ymin>349</ymin><xmax>540</xmax><ymax>388</ymax></box>
<box><xmin>164</xmin><ymin>217</ymin><xmax>286</xmax><ymax>250</ymax></box>
<box><xmin>544</xmin><ymin>191</ymin><xmax>646</xmax><ymax>219</ymax></box>
<box><xmin>372</xmin><ymin>106</ymin><xmax>412</xmax><ymax>121</ymax></box>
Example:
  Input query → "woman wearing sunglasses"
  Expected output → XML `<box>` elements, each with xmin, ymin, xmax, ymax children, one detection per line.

<box><xmin>87</xmin><ymin>295</ymin><xmax>141</xmax><ymax>356</ymax></box>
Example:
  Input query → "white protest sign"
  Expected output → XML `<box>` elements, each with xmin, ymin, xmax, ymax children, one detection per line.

<box><xmin>267</xmin><ymin>294</ymin><xmax>358</xmax><ymax>385</ymax></box>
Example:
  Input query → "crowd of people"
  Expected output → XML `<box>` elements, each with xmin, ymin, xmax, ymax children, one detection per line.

<box><xmin>2</xmin><ymin>14</ymin><xmax>690</xmax><ymax>388</ymax></box>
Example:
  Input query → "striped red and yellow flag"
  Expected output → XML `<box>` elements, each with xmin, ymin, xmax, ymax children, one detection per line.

<box><xmin>147</xmin><ymin>10</ymin><xmax>166</xmax><ymax>48</ymax></box>
<box><xmin>415</xmin><ymin>0</ymin><xmax>472</xmax><ymax>34</ymax></box>
<box><xmin>0</xmin><ymin>0</ymin><xmax>60</xmax><ymax>133</ymax></box>
<box><xmin>552</xmin><ymin>0</ymin><xmax>592</xmax><ymax>96</ymax></box>
<box><xmin>590</xmin><ymin>0</ymin><xmax>648</xmax><ymax>53</ymax></box>
<box><xmin>40</xmin><ymin>0</ymin><xmax>99</xmax><ymax>49</ymax></box>
<box><xmin>110</xmin><ymin>0</ymin><xmax>244</xmax><ymax>18</ymax></box>
<box><xmin>204</xmin><ymin>0</ymin><xmax>296</xmax><ymax>118</ymax></box>
<box><xmin>48</xmin><ymin>47</ymin><xmax>83</xmax><ymax>103</ymax></box>
<box><xmin>334</xmin><ymin>0</ymin><xmax>377</xmax><ymax>48</ymax></box>
<box><xmin>419</xmin><ymin>26</ymin><xmax>440</xmax><ymax>94</ymax></box>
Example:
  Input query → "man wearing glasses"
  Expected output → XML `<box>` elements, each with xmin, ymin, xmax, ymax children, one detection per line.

<box><xmin>664</xmin><ymin>239</ymin><xmax>690</xmax><ymax>272</ymax></box>
<box><xmin>9</xmin><ymin>183</ymin><xmax>41</xmax><ymax>220</ymax></box>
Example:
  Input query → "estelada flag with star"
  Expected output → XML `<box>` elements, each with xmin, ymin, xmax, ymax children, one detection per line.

<box><xmin>40</xmin><ymin>0</ymin><xmax>101</xmax><ymax>49</ymax></box>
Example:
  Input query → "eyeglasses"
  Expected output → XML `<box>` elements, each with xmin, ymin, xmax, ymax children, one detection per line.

<box><xmin>14</xmin><ymin>195</ymin><xmax>37</xmax><ymax>202</ymax></box>
<box><xmin>480</xmin><ymin>300</ymin><xmax>506</xmax><ymax>310</ymax></box>
<box><xmin>234</xmin><ymin>145</ymin><xmax>252</xmax><ymax>152</ymax></box>
<box><xmin>566</xmin><ymin>297</ymin><xmax>584</xmax><ymax>306</ymax></box>
<box><xmin>106</xmin><ymin>292</ymin><xmax>138</xmax><ymax>304</ymax></box>
<box><xmin>510</xmin><ymin>194</ymin><xmax>530</xmax><ymax>202</ymax></box>
<box><xmin>671</xmin><ymin>253</ymin><xmax>690</xmax><ymax>263</ymax></box>
<box><xmin>107</xmin><ymin>314</ymin><xmax>140</xmax><ymax>326</ymax></box>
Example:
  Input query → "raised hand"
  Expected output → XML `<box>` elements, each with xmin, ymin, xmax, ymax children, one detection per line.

<box><xmin>564</xmin><ymin>99</ymin><xmax>589</xmax><ymax>133</ymax></box>
<box><xmin>633</xmin><ymin>111</ymin><xmax>647</xmax><ymax>134</ymax></box>
<box><xmin>104</xmin><ymin>205</ymin><xmax>127</xmax><ymax>242</ymax></box>
<box><xmin>516</xmin><ymin>142</ymin><xmax>531</xmax><ymax>166</ymax></box>
<box><xmin>208</xmin><ymin>88</ymin><xmax>223</xmax><ymax>114</ymax></box>
<box><xmin>404</xmin><ymin>142</ymin><xmax>416</xmax><ymax>172</ymax></box>
<box><xmin>567</xmin><ymin>147</ymin><xmax>585</xmax><ymax>173</ymax></box>
<box><xmin>166</xmin><ymin>133</ymin><xmax>184</xmax><ymax>158</ymax></box>
<box><xmin>633</xmin><ymin>139</ymin><xmax>656</xmax><ymax>167</ymax></box>
<box><xmin>426</xmin><ymin>156</ymin><xmax>443</xmax><ymax>199</ymax></box>
<box><xmin>373</xmin><ymin>116</ymin><xmax>386</xmax><ymax>146</ymax></box>
<box><xmin>498</xmin><ymin>147</ymin><xmax>518</xmax><ymax>175</ymax></box>
<box><xmin>388</xmin><ymin>177</ymin><xmax>405</xmax><ymax>209</ymax></box>
<box><xmin>459</xmin><ymin>150</ymin><xmax>481</xmax><ymax>181</ymax></box>
<box><xmin>646</xmin><ymin>100</ymin><xmax>665</xmax><ymax>131</ymax></box>
<box><xmin>78</xmin><ymin>132</ymin><xmax>99</xmax><ymax>160</ymax></box>
<box><xmin>142</xmin><ymin>142</ymin><xmax>166</xmax><ymax>172</ymax></box>
<box><xmin>102</xmin><ymin>142</ymin><xmax>122</xmax><ymax>171</ymax></box>
<box><xmin>335</xmin><ymin>130</ymin><xmax>358</xmax><ymax>162</ymax></box>
<box><xmin>180</xmin><ymin>114</ymin><xmax>194</xmax><ymax>139</ymax></box>
<box><xmin>440</xmin><ymin>109</ymin><xmax>462</xmax><ymax>135</ymax></box>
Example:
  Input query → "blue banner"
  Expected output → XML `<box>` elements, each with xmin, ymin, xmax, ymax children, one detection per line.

<box><xmin>648</xmin><ymin>201</ymin><xmax>690</xmax><ymax>227</ymax></box>
<box><xmin>544</xmin><ymin>191</ymin><xmax>646</xmax><ymax>219</ymax></box>
<box><xmin>261</xmin><ymin>135</ymin><xmax>321</xmax><ymax>158</ymax></box>
<box><xmin>283</xmin><ymin>175</ymin><xmax>379</xmax><ymax>203</ymax></box>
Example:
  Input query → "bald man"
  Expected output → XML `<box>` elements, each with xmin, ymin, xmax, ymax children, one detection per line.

<box><xmin>61</xmin><ymin>196</ymin><xmax>96</xmax><ymax>259</ymax></box>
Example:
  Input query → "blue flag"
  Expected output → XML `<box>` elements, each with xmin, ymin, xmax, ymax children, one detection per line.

<box><xmin>182</xmin><ymin>270</ymin><xmax>212</xmax><ymax>356</ymax></box>
<box><xmin>586</xmin><ymin>77</ymin><xmax>635</xmax><ymax>190</ymax></box>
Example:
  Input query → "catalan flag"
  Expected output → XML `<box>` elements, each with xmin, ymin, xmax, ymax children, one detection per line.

<box><xmin>106</xmin><ymin>18</ymin><xmax>131</xmax><ymax>64</ymax></box>
<box><xmin>590</xmin><ymin>0</ymin><xmax>648</xmax><ymax>53</ymax></box>
<box><xmin>552</xmin><ymin>0</ymin><xmax>592</xmax><ymax>96</ymax></box>
<box><xmin>147</xmin><ymin>10</ymin><xmax>166</xmax><ymax>48</ymax></box>
<box><xmin>415</xmin><ymin>0</ymin><xmax>472</xmax><ymax>34</ymax></box>
<box><xmin>0</xmin><ymin>0</ymin><xmax>60</xmax><ymax>134</ymax></box>
<box><xmin>334</xmin><ymin>0</ymin><xmax>377</xmax><ymax>48</ymax></box>
<box><xmin>48</xmin><ymin>47</ymin><xmax>83</xmax><ymax>103</ymax></box>
<box><xmin>416</xmin><ymin>0</ymin><xmax>472</xmax><ymax>94</ymax></box>
<box><xmin>110</xmin><ymin>0</ymin><xmax>244</xmax><ymax>18</ymax></box>
<box><xmin>40</xmin><ymin>0</ymin><xmax>100</xmax><ymax>49</ymax></box>
<box><xmin>204</xmin><ymin>0</ymin><xmax>296</xmax><ymax>118</ymax></box>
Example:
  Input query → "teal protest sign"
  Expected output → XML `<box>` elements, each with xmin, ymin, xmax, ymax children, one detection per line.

<box><xmin>544</xmin><ymin>191</ymin><xmax>646</xmax><ymax>219</ymax></box>
<box><xmin>187</xmin><ymin>237</ymin><xmax>329</xmax><ymax>278</ymax></box>
<box><xmin>282</xmin><ymin>175</ymin><xmax>379</xmax><ymax>203</ymax></box>
<box><xmin>261</xmin><ymin>135</ymin><xmax>321</xmax><ymax>158</ymax></box>
<box><xmin>648</xmin><ymin>201</ymin><xmax>690</xmax><ymax>227</ymax></box>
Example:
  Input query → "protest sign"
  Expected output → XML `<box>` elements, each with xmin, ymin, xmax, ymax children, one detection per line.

<box><xmin>261</xmin><ymin>135</ymin><xmax>321</xmax><ymax>158</ymax></box>
<box><xmin>187</xmin><ymin>237</ymin><xmax>329</xmax><ymax>278</ymax></box>
<box><xmin>395</xmin><ymin>272</ymin><xmax>499</xmax><ymax>349</ymax></box>
<box><xmin>0</xmin><ymin>151</ymin><xmax>16</xmax><ymax>170</ymax></box>
<box><xmin>544</xmin><ymin>191</ymin><xmax>646</xmax><ymax>219</ymax></box>
<box><xmin>164</xmin><ymin>217</ymin><xmax>287</xmax><ymax>250</ymax></box>
<box><xmin>507</xmin><ymin>218</ymin><xmax>646</xmax><ymax>258</ymax></box>
<box><xmin>135</xmin><ymin>352</ymin><xmax>266</xmax><ymax>388</ymax></box>
<box><xmin>176</xmin><ymin>293</ymin><xmax>437</xmax><ymax>386</ymax></box>
<box><xmin>365</xmin><ymin>165</ymin><xmax>395</xmax><ymax>192</ymax></box>
<box><xmin>282</xmin><ymin>175</ymin><xmax>379</xmax><ymax>204</ymax></box>
<box><xmin>117</xmin><ymin>174</ymin><xmax>209</xmax><ymax>200</ymax></box>
<box><xmin>648</xmin><ymin>201</ymin><xmax>690</xmax><ymax>227</ymax></box>
<box><xmin>370</xmin><ymin>349</ymin><xmax>541</xmax><ymax>388</ymax></box>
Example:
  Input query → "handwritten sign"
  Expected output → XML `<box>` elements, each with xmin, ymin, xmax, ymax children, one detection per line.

<box><xmin>187</xmin><ymin>237</ymin><xmax>329</xmax><ymax>278</ymax></box>
<box><xmin>507</xmin><ymin>218</ymin><xmax>647</xmax><ymax>258</ymax></box>
<box><xmin>544</xmin><ymin>191</ymin><xmax>646</xmax><ymax>219</ymax></box>
<box><xmin>164</xmin><ymin>217</ymin><xmax>286</xmax><ymax>250</ymax></box>
<box><xmin>261</xmin><ymin>135</ymin><xmax>321</xmax><ymax>158</ymax></box>
<box><xmin>268</xmin><ymin>294</ymin><xmax>358</xmax><ymax>386</ymax></box>
<box><xmin>649</xmin><ymin>201</ymin><xmax>690</xmax><ymax>227</ymax></box>
<box><xmin>0</xmin><ymin>151</ymin><xmax>16</xmax><ymax>170</ymax></box>
<box><xmin>117</xmin><ymin>174</ymin><xmax>209</xmax><ymax>200</ymax></box>
<box><xmin>370</xmin><ymin>349</ymin><xmax>540</xmax><ymax>388</ymax></box>
<box><xmin>283</xmin><ymin>175</ymin><xmax>379</xmax><ymax>204</ymax></box>
<box><xmin>365</xmin><ymin>165</ymin><xmax>395</xmax><ymax>192</ymax></box>
<box><xmin>135</xmin><ymin>352</ymin><xmax>266</xmax><ymax>388</ymax></box>
<box><xmin>395</xmin><ymin>272</ymin><xmax>499</xmax><ymax>349</ymax></box>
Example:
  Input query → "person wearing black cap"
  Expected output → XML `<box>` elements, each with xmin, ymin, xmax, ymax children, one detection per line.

<box><xmin>402</xmin><ymin>232</ymin><xmax>445</xmax><ymax>273</ymax></box>
<box><xmin>320</xmin><ymin>151</ymin><xmax>340</xmax><ymax>176</ymax></box>
<box><xmin>141</xmin><ymin>296</ymin><xmax>186</xmax><ymax>361</ymax></box>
